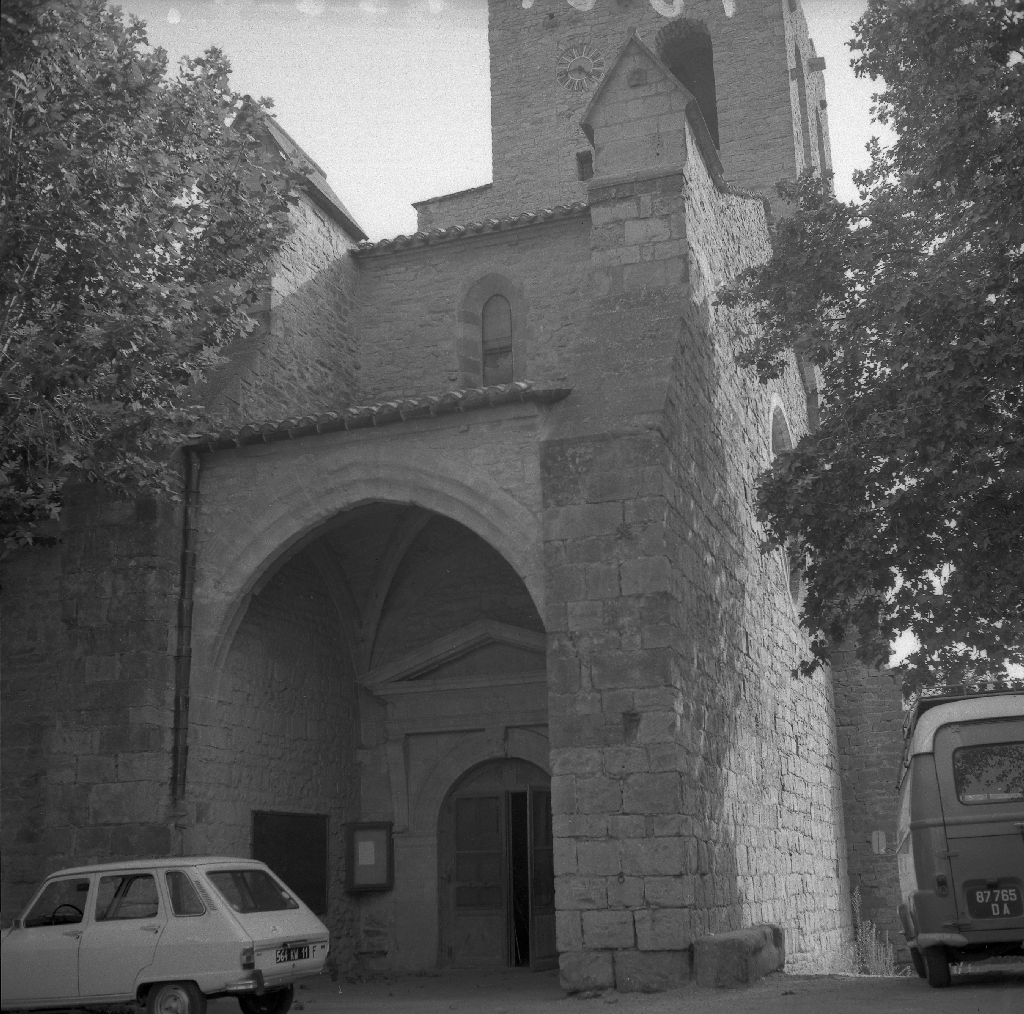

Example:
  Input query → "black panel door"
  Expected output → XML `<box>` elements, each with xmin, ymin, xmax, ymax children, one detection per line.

<box><xmin>252</xmin><ymin>810</ymin><xmax>329</xmax><ymax>914</ymax></box>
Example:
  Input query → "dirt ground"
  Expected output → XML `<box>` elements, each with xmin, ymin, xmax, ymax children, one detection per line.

<box><xmin>207</xmin><ymin>963</ymin><xmax>1024</xmax><ymax>1014</ymax></box>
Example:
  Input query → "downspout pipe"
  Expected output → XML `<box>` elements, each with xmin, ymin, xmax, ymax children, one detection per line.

<box><xmin>171</xmin><ymin>448</ymin><xmax>200</xmax><ymax>804</ymax></box>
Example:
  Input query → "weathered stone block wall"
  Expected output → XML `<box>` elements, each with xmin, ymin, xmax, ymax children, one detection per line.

<box><xmin>675</xmin><ymin>116</ymin><xmax>850</xmax><ymax>971</ymax></box>
<box><xmin>784</xmin><ymin>1</ymin><xmax>832</xmax><ymax>177</ymax></box>
<box><xmin>203</xmin><ymin>193</ymin><xmax>361</xmax><ymax>424</ymax></box>
<box><xmin>184</xmin><ymin>547</ymin><xmax>359</xmax><ymax>954</ymax></box>
<box><xmin>832</xmin><ymin>649</ymin><xmax>905</xmax><ymax>956</ymax></box>
<box><xmin>0</xmin><ymin>487</ymin><xmax>180</xmax><ymax>916</ymax></box>
<box><xmin>414</xmin><ymin>184</ymin><xmax>495</xmax><ymax>233</ymax></box>
<box><xmin>474</xmin><ymin>0</ymin><xmax>799</xmax><ymax>227</ymax></box>
<box><xmin>544</xmin><ymin>107</ymin><xmax>850</xmax><ymax>991</ymax></box>
<box><xmin>353</xmin><ymin>215</ymin><xmax>590</xmax><ymax>400</ymax></box>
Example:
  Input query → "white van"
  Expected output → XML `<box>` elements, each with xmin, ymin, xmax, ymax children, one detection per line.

<box><xmin>1</xmin><ymin>857</ymin><xmax>330</xmax><ymax>1014</ymax></box>
<box><xmin>896</xmin><ymin>691</ymin><xmax>1024</xmax><ymax>987</ymax></box>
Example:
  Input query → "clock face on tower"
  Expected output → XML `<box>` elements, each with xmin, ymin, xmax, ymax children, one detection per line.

<box><xmin>556</xmin><ymin>44</ymin><xmax>605</xmax><ymax>92</ymax></box>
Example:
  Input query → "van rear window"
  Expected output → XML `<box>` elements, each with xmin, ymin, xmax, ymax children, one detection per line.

<box><xmin>953</xmin><ymin>742</ymin><xmax>1024</xmax><ymax>804</ymax></box>
<box><xmin>206</xmin><ymin>870</ymin><xmax>300</xmax><ymax>913</ymax></box>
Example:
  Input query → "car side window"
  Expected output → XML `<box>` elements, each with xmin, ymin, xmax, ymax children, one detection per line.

<box><xmin>95</xmin><ymin>874</ymin><xmax>159</xmax><ymax>921</ymax></box>
<box><xmin>166</xmin><ymin>871</ymin><xmax>206</xmax><ymax>916</ymax></box>
<box><xmin>23</xmin><ymin>878</ymin><xmax>90</xmax><ymax>928</ymax></box>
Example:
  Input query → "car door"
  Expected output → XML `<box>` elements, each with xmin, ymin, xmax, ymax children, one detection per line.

<box><xmin>0</xmin><ymin>875</ymin><xmax>91</xmax><ymax>1004</ymax></box>
<box><xmin>78</xmin><ymin>871</ymin><xmax>167</xmax><ymax>999</ymax></box>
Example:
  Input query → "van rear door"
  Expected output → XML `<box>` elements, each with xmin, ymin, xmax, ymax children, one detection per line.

<box><xmin>934</xmin><ymin>718</ymin><xmax>1024</xmax><ymax>932</ymax></box>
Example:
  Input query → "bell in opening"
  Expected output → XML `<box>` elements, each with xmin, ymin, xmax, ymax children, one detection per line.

<box><xmin>656</xmin><ymin>19</ymin><xmax>720</xmax><ymax>150</ymax></box>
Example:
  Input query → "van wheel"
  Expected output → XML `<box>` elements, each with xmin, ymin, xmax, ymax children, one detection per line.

<box><xmin>147</xmin><ymin>982</ymin><xmax>207</xmax><ymax>1014</ymax></box>
<box><xmin>922</xmin><ymin>947</ymin><xmax>951</xmax><ymax>988</ymax></box>
<box><xmin>910</xmin><ymin>948</ymin><xmax>926</xmax><ymax>978</ymax></box>
<box><xmin>238</xmin><ymin>985</ymin><xmax>294</xmax><ymax>1014</ymax></box>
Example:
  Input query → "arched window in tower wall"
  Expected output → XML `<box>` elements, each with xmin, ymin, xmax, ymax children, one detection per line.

<box><xmin>482</xmin><ymin>294</ymin><xmax>514</xmax><ymax>386</ymax></box>
<box><xmin>655</xmin><ymin>20</ymin><xmax>720</xmax><ymax>150</ymax></box>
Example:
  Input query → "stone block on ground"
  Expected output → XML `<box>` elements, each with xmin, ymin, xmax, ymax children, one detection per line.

<box><xmin>614</xmin><ymin>949</ymin><xmax>691</xmax><ymax>992</ymax></box>
<box><xmin>693</xmin><ymin>924</ymin><xmax>785</xmax><ymax>988</ymax></box>
<box><xmin>559</xmin><ymin>949</ymin><xmax>615</xmax><ymax>993</ymax></box>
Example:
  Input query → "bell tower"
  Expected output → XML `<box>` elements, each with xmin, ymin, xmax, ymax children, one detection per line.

<box><xmin>486</xmin><ymin>0</ymin><xmax>830</xmax><ymax>214</ymax></box>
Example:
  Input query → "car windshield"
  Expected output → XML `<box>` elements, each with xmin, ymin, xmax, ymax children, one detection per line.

<box><xmin>206</xmin><ymin>869</ymin><xmax>299</xmax><ymax>913</ymax></box>
<box><xmin>23</xmin><ymin>878</ymin><xmax>90</xmax><ymax>927</ymax></box>
<box><xmin>953</xmin><ymin>741</ymin><xmax>1024</xmax><ymax>804</ymax></box>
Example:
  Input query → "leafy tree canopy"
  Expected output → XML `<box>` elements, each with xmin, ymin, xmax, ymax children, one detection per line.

<box><xmin>718</xmin><ymin>0</ymin><xmax>1023</xmax><ymax>696</ymax></box>
<box><xmin>1</xmin><ymin>0</ymin><xmax>304</xmax><ymax>552</ymax></box>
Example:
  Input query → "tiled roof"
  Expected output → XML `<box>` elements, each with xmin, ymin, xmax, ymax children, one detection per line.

<box><xmin>355</xmin><ymin>202</ymin><xmax>590</xmax><ymax>255</ymax></box>
<box><xmin>186</xmin><ymin>382</ymin><xmax>571</xmax><ymax>453</ymax></box>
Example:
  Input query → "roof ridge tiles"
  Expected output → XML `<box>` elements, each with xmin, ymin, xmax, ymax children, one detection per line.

<box><xmin>356</xmin><ymin>202</ymin><xmax>590</xmax><ymax>255</ymax></box>
<box><xmin>186</xmin><ymin>382</ymin><xmax>571</xmax><ymax>453</ymax></box>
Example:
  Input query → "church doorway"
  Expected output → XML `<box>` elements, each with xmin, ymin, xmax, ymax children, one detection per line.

<box><xmin>438</xmin><ymin>759</ymin><xmax>556</xmax><ymax>971</ymax></box>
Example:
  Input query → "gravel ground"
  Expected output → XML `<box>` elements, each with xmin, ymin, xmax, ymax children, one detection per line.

<box><xmin>205</xmin><ymin>963</ymin><xmax>1023</xmax><ymax>1014</ymax></box>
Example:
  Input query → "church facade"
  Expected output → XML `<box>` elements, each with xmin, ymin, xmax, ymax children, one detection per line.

<box><xmin>1</xmin><ymin>0</ymin><xmax>905</xmax><ymax>992</ymax></box>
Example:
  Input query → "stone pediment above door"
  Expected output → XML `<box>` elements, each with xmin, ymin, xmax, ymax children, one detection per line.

<box><xmin>361</xmin><ymin>620</ymin><xmax>546</xmax><ymax>691</ymax></box>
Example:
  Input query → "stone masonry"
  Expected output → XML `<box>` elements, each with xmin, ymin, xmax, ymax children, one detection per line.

<box><xmin>1</xmin><ymin>0</ymin><xmax>901</xmax><ymax>993</ymax></box>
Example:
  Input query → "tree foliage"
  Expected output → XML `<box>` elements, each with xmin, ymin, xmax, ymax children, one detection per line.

<box><xmin>0</xmin><ymin>0</ymin><xmax>303</xmax><ymax>551</ymax></box>
<box><xmin>718</xmin><ymin>0</ymin><xmax>1023</xmax><ymax>695</ymax></box>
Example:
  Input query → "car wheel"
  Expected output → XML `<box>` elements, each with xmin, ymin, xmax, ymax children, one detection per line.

<box><xmin>910</xmin><ymin>947</ymin><xmax>926</xmax><ymax>978</ymax></box>
<box><xmin>147</xmin><ymin>982</ymin><xmax>208</xmax><ymax>1014</ymax></box>
<box><xmin>922</xmin><ymin>947</ymin><xmax>951</xmax><ymax>988</ymax></box>
<box><xmin>238</xmin><ymin>985</ymin><xmax>294</xmax><ymax>1014</ymax></box>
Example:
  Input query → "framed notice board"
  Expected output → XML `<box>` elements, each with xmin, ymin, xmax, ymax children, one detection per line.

<box><xmin>346</xmin><ymin>822</ymin><xmax>393</xmax><ymax>893</ymax></box>
<box><xmin>251</xmin><ymin>810</ymin><xmax>329</xmax><ymax>915</ymax></box>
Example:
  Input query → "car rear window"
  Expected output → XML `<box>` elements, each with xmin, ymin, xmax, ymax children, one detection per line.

<box><xmin>166</xmin><ymin>871</ymin><xmax>206</xmax><ymax>916</ymax></box>
<box><xmin>953</xmin><ymin>741</ymin><xmax>1024</xmax><ymax>804</ymax></box>
<box><xmin>206</xmin><ymin>870</ymin><xmax>300</xmax><ymax>913</ymax></box>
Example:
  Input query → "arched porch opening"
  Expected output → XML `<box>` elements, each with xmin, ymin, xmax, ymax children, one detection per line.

<box><xmin>187</xmin><ymin>498</ymin><xmax>549</xmax><ymax>972</ymax></box>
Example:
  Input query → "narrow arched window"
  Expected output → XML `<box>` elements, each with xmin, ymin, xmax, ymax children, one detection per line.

<box><xmin>656</xmin><ymin>20</ymin><xmax>720</xmax><ymax>149</ymax></box>
<box><xmin>482</xmin><ymin>294</ymin><xmax>514</xmax><ymax>386</ymax></box>
<box><xmin>771</xmin><ymin>405</ymin><xmax>793</xmax><ymax>457</ymax></box>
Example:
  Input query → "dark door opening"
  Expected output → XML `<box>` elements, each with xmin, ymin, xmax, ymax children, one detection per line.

<box><xmin>508</xmin><ymin>792</ymin><xmax>530</xmax><ymax>966</ymax></box>
<box><xmin>440</xmin><ymin>760</ymin><xmax>556</xmax><ymax>970</ymax></box>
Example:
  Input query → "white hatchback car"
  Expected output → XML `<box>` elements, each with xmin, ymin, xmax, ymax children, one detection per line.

<box><xmin>1</xmin><ymin>857</ymin><xmax>330</xmax><ymax>1014</ymax></box>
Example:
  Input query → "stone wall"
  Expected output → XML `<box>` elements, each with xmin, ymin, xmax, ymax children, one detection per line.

<box><xmin>353</xmin><ymin>213</ymin><xmax>590</xmax><ymax>401</ymax></box>
<box><xmin>832</xmin><ymin>649</ymin><xmax>905</xmax><ymax>958</ymax></box>
<box><xmin>184</xmin><ymin>547</ymin><xmax>359</xmax><ymax>954</ymax></box>
<box><xmin>543</xmin><ymin>107</ymin><xmax>851</xmax><ymax>992</ymax></box>
<box><xmin>0</xmin><ymin>486</ymin><xmax>180</xmax><ymax>916</ymax></box>
<box><xmin>784</xmin><ymin>1</ymin><xmax>832</xmax><ymax>178</ymax></box>
<box><xmin>456</xmin><ymin>0</ymin><xmax>798</xmax><ymax>228</ymax></box>
<box><xmin>203</xmin><ymin>192</ymin><xmax>361</xmax><ymax>424</ymax></box>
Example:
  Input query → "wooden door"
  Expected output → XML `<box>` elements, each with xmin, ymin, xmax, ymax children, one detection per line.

<box><xmin>438</xmin><ymin>760</ymin><xmax>552</xmax><ymax>968</ymax></box>
<box><xmin>528</xmin><ymin>787</ymin><xmax>558</xmax><ymax>970</ymax></box>
<box><xmin>448</xmin><ymin>794</ymin><xmax>506</xmax><ymax>966</ymax></box>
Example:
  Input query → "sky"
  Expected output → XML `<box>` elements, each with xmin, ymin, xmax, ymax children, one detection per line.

<box><xmin>124</xmin><ymin>0</ymin><xmax>884</xmax><ymax>240</ymax></box>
